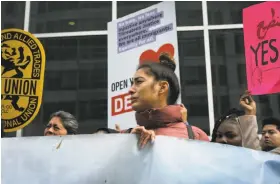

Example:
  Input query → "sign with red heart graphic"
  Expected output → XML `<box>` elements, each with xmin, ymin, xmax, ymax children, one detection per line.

<box><xmin>139</xmin><ymin>43</ymin><xmax>175</xmax><ymax>65</ymax></box>
<box><xmin>107</xmin><ymin>2</ymin><xmax>180</xmax><ymax>129</ymax></box>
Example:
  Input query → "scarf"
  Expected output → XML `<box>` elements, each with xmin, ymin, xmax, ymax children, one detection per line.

<box><xmin>135</xmin><ymin>105</ymin><xmax>183</xmax><ymax>129</ymax></box>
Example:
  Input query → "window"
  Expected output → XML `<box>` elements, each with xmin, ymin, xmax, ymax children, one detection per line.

<box><xmin>1</xmin><ymin>1</ymin><xmax>25</xmax><ymax>29</ymax></box>
<box><xmin>178</xmin><ymin>31</ymin><xmax>210</xmax><ymax>134</ymax></box>
<box><xmin>212</xmin><ymin>65</ymin><xmax>227</xmax><ymax>86</ymax></box>
<box><xmin>44</xmin><ymin>71</ymin><xmax>78</xmax><ymax>90</ymax></box>
<box><xmin>175</xmin><ymin>2</ymin><xmax>202</xmax><ymax>26</ymax></box>
<box><xmin>1</xmin><ymin>124</ymin><xmax>16</xmax><ymax>138</ymax></box>
<box><xmin>22</xmin><ymin>36</ymin><xmax>107</xmax><ymax>136</ymax></box>
<box><xmin>30</xmin><ymin>1</ymin><xmax>111</xmax><ymax>33</ymax></box>
<box><xmin>207</xmin><ymin>1</ymin><xmax>263</xmax><ymax>25</ymax></box>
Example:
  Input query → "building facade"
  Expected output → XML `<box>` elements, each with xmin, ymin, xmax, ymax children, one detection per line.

<box><xmin>2</xmin><ymin>1</ymin><xmax>279</xmax><ymax>137</ymax></box>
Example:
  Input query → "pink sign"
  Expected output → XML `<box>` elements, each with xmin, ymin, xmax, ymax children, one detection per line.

<box><xmin>243</xmin><ymin>2</ymin><xmax>280</xmax><ymax>95</ymax></box>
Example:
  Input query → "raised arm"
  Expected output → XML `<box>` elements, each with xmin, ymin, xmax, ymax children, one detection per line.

<box><xmin>239</xmin><ymin>91</ymin><xmax>261</xmax><ymax>150</ymax></box>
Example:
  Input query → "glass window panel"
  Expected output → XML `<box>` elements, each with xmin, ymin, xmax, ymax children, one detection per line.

<box><xmin>29</xmin><ymin>1</ymin><xmax>111</xmax><ymax>33</ymax></box>
<box><xmin>237</xmin><ymin>63</ymin><xmax>246</xmax><ymax>86</ymax></box>
<box><xmin>178</xmin><ymin>31</ymin><xmax>210</xmax><ymax>135</ymax></box>
<box><xmin>117</xmin><ymin>1</ymin><xmax>202</xmax><ymax>26</ymax></box>
<box><xmin>22</xmin><ymin>36</ymin><xmax>107</xmax><ymax>136</ymax></box>
<box><xmin>1</xmin><ymin>1</ymin><xmax>25</xmax><ymax>138</ymax></box>
<box><xmin>44</xmin><ymin>71</ymin><xmax>62</xmax><ymax>90</ymax></box>
<box><xmin>179</xmin><ymin>31</ymin><xmax>205</xmax><ymax>57</ymax></box>
<box><xmin>40</xmin><ymin>38</ymin><xmax>78</xmax><ymax>62</ymax></box>
<box><xmin>278</xmin><ymin>96</ymin><xmax>280</xmax><ymax>110</ymax></box>
<box><xmin>1</xmin><ymin>122</ymin><xmax>17</xmax><ymax>138</ymax></box>
<box><xmin>175</xmin><ymin>2</ymin><xmax>202</xmax><ymax>26</ymax></box>
<box><xmin>207</xmin><ymin>1</ymin><xmax>263</xmax><ymax>25</ymax></box>
<box><xmin>44</xmin><ymin>71</ymin><xmax>78</xmax><ymax>90</ymax></box>
<box><xmin>78</xmin><ymin>99</ymin><xmax>107</xmax><ymax>121</ymax></box>
<box><xmin>117</xmin><ymin>1</ymin><xmax>160</xmax><ymax>18</ymax></box>
<box><xmin>43</xmin><ymin>102</ymin><xmax>77</xmax><ymax>122</ymax></box>
<box><xmin>210</xmin><ymin>29</ymin><xmax>280</xmax><ymax>132</ymax></box>
<box><xmin>1</xmin><ymin>1</ymin><xmax>25</xmax><ymax>29</ymax></box>
<box><xmin>79</xmin><ymin>67</ymin><xmax>107</xmax><ymax>89</ymax></box>
<box><xmin>21</xmin><ymin>109</ymin><xmax>43</xmax><ymax>136</ymax></box>
<box><xmin>77</xmin><ymin>36</ymin><xmax>107</xmax><ymax>133</ymax></box>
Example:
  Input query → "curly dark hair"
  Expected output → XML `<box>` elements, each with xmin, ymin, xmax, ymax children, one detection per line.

<box><xmin>211</xmin><ymin>108</ymin><xmax>245</xmax><ymax>142</ymax></box>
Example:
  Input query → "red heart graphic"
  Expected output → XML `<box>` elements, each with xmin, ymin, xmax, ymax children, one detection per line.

<box><xmin>139</xmin><ymin>43</ymin><xmax>175</xmax><ymax>65</ymax></box>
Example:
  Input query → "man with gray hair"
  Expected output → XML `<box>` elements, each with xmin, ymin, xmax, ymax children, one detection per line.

<box><xmin>44</xmin><ymin>111</ymin><xmax>78</xmax><ymax>136</ymax></box>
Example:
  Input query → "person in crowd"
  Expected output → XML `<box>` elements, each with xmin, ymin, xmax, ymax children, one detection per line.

<box><xmin>125</xmin><ymin>53</ymin><xmax>209</xmax><ymax>149</ymax></box>
<box><xmin>211</xmin><ymin>91</ymin><xmax>261</xmax><ymax>150</ymax></box>
<box><xmin>95</xmin><ymin>128</ymin><xmax>120</xmax><ymax>134</ymax></box>
<box><xmin>260</xmin><ymin>117</ymin><xmax>280</xmax><ymax>155</ymax></box>
<box><xmin>44</xmin><ymin>111</ymin><xmax>78</xmax><ymax>136</ymax></box>
<box><xmin>94</xmin><ymin>124</ymin><xmax>121</xmax><ymax>134</ymax></box>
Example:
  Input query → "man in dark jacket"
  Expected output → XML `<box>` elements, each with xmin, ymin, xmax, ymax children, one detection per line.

<box><xmin>260</xmin><ymin>117</ymin><xmax>280</xmax><ymax>155</ymax></box>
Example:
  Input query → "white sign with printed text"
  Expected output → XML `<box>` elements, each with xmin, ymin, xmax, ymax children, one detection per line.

<box><xmin>107</xmin><ymin>1</ymin><xmax>180</xmax><ymax>129</ymax></box>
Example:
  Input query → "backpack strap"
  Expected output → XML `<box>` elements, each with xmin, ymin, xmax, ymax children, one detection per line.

<box><xmin>186</xmin><ymin>123</ymin><xmax>195</xmax><ymax>139</ymax></box>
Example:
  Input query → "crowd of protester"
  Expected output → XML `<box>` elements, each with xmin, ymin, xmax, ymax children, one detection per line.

<box><xmin>39</xmin><ymin>53</ymin><xmax>279</xmax><ymax>155</ymax></box>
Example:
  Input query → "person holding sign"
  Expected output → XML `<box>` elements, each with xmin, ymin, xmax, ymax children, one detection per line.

<box><xmin>211</xmin><ymin>91</ymin><xmax>261</xmax><ymax>150</ymax></box>
<box><xmin>128</xmin><ymin>53</ymin><xmax>209</xmax><ymax>149</ymax></box>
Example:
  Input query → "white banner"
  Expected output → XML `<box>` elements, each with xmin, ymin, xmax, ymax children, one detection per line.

<box><xmin>107</xmin><ymin>1</ymin><xmax>180</xmax><ymax>129</ymax></box>
<box><xmin>2</xmin><ymin>135</ymin><xmax>280</xmax><ymax>184</ymax></box>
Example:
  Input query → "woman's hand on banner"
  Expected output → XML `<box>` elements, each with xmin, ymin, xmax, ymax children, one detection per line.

<box><xmin>180</xmin><ymin>104</ymin><xmax>187</xmax><ymax>122</ymax></box>
<box><xmin>115</xmin><ymin>124</ymin><xmax>121</xmax><ymax>132</ymax></box>
<box><xmin>131</xmin><ymin>126</ymin><xmax>155</xmax><ymax>149</ymax></box>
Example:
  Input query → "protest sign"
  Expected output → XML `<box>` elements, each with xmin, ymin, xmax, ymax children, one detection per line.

<box><xmin>1</xmin><ymin>29</ymin><xmax>46</xmax><ymax>132</ymax></box>
<box><xmin>243</xmin><ymin>2</ymin><xmax>280</xmax><ymax>95</ymax></box>
<box><xmin>2</xmin><ymin>135</ymin><xmax>280</xmax><ymax>184</ymax></box>
<box><xmin>107</xmin><ymin>1</ymin><xmax>180</xmax><ymax>129</ymax></box>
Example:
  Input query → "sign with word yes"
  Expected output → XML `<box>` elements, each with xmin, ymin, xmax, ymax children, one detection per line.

<box><xmin>243</xmin><ymin>2</ymin><xmax>280</xmax><ymax>95</ymax></box>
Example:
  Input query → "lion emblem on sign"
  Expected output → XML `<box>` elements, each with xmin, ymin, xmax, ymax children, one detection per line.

<box><xmin>1</xmin><ymin>43</ymin><xmax>32</xmax><ymax>112</ymax></box>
